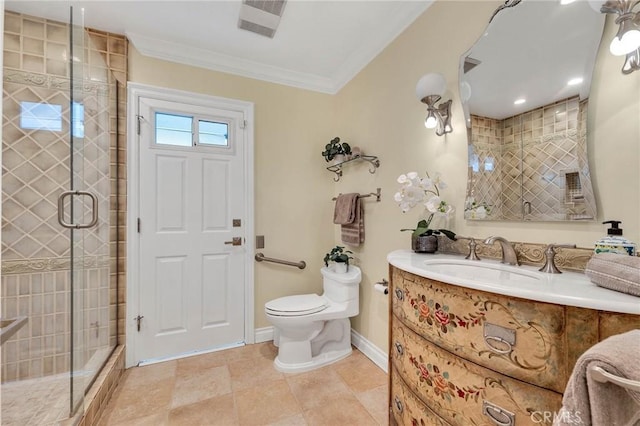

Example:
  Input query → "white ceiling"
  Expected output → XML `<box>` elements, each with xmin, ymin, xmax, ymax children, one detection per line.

<box><xmin>5</xmin><ymin>0</ymin><xmax>433</xmax><ymax>94</ymax></box>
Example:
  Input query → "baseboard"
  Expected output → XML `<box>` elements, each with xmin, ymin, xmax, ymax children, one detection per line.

<box><xmin>350</xmin><ymin>329</ymin><xmax>388</xmax><ymax>373</ymax></box>
<box><xmin>254</xmin><ymin>326</ymin><xmax>388</xmax><ymax>373</ymax></box>
<box><xmin>254</xmin><ymin>326</ymin><xmax>274</xmax><ymax>343</ymax></box>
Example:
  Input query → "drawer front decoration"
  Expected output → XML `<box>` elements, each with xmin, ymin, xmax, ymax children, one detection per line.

<box><xmin>391</xmin><ymin>267</ymin><xmax>567</xmax><ymax>392</ymax></box>
<box><xmin>598</xmin><ymin>311</ymin><xmax>640</xmax><ymax>340</ymax></box>
<box><xmin>391</xmin><ymin>319</ymin><xmax>562</xmax><ymax>425</ymax></box>
<box><xmin>391</xmin><ymin>368</ymin><xmax>451</xmax><ymax>426</ymax></box>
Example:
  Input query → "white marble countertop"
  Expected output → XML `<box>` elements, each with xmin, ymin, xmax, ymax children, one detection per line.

<box><xmin>387</xmin><ymin>250</ymin><xmax>640</xmax><ymax>315</ymax></box>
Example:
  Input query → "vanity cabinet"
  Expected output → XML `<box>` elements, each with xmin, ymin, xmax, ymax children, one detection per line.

<box><xmin>388</xmin><ymin>266</ymin><xmax>640</xmax><ymax>426</ymax></box>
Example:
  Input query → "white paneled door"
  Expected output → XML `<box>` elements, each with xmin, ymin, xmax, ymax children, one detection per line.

<box><xmin>134</xmin><ymin>94</ymin><xmax>247</xmax><ymax>363</ymax></box>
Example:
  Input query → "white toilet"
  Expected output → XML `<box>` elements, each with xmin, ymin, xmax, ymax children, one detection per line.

<box><xmin>265</xmin><ymin>265</ymin><xmax>361</xmax><ymax>373</ymax></box>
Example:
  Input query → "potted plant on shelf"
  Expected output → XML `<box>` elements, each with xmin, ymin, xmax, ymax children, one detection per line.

<box><xmin>394</xmin><ymin>171</ymin><xmax>457</xmax><ymax>253</ymax></box>
<box><xmin>321</xmin><ymin>137</ymin><xmax>352</xmax><ymax>164</ymax></box>
<box><xmin>323</xmin><ymin>245</ymin><xmax>354</xmax><ymax>273</ymax></box>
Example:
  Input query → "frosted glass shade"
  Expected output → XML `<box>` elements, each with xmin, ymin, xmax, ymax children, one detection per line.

<box><xmin>415</xmin><ymin>73</ymin><xmax>446</xmax><ymax>100</ymax></box>
<box><xmin>610</xmin><ymin>24</ymin><xmax>640</xmax><ymax>55</ymax></box>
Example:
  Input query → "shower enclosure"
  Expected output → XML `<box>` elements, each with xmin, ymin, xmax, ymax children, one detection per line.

<box><xmin>1</xmin><ymin>7</ymin><xmax>119</xmax><ymax>424</ymax></box>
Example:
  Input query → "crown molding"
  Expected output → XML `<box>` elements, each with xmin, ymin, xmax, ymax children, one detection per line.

<box><xmin>127</xmin><ymin>32</ymin><xmax>338</xmax><ymax>94</ymax></box>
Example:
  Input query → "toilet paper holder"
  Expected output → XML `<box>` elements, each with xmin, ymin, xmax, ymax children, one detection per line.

<box><xmin>374</xmin><ymin>278</ymin><xmax>389</xmax><ymax>295</ymax></box>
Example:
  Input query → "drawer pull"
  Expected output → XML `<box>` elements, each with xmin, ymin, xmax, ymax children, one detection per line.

<box><xmin>482</xmin><ymin>400</ymin><xmax>515</xmax><ymax>426</ymax></box>
<box><xmin>395</xmin><ymin>288</ymin><xmax>404</xmax><ymax>301</ymax></box>
<box><xmin>483</xmin><ymin>322</ymin><xmax>516</xmax><ymax>355</ymax></box>
<box><xmin>394</xmin><ymin>396</ymin><xmax>404</xmax><ymax>414</ymax></box>
<box><xmin>394</xmin><ymin>342</ymin><xmax>404</xmax><ymax>356</ymax></box>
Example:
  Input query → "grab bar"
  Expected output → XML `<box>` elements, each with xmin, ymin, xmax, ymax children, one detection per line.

<box><xmin>255</xmin><ymin>253</ymin><xmax>306</xmax><ymax>269</ymax></box>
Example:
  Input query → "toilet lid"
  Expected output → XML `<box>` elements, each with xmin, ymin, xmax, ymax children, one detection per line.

<box><xmin>265</xmin><ymin>294</ymin><xmax>328</xmax><ymax>316</ymax></box>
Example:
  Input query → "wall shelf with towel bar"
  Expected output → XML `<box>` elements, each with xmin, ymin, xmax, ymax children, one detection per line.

<box><xmin>332</xmin><ymin>188</ymin><xmax>382</xmax><ymax>202</ymax></box>
<box><xmin>255</xmin><ymin>253</ymin><xmax>306</xmax><ymax>269</ymax></box>
<box><xmin>326</xmin><ymin>154</ymin><xmax>380</xmax><ymax>181</ymax></box>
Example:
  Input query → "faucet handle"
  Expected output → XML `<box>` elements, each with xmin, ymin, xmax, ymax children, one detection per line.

<box><xmin>465</xmin><ymin>238</ymin><xmax>481</xmax><ymax>261</ymax></box>
<box><xmin>539</xmin><ymin>243</ymin><xmax>577</xmax><ymax>274</ymax></box>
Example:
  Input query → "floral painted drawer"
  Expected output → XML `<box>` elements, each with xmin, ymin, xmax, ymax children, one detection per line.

<box><xmin>390</xmin><ymin>267</ymin><xmax>577</xmax><ymax>393</ymax></box>
<box><xmin>390</xmin><ymin>367</ymin><xmax>451</xmax><ymax>426</ymax></box>
<box><xmin>391</xmin><ymin>318</ymin><xmax>562</xmax><ymax>426</ymax></box>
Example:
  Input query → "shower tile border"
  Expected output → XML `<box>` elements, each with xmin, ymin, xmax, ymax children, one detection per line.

<box><xmin>1</xmin><ymin>255</ymin><xmax>110</xmax><ymax>275</ymax></box>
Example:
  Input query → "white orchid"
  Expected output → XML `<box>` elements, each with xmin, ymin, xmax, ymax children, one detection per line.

<box><xmin>396</xmin><ymin>171</ymin><xmax>456</xmax><ymax>240</ymax></box>
<box><xmin>464</xmin><ymin>196</ymin><xmax>491</xmax><ymax>219</ymax></box>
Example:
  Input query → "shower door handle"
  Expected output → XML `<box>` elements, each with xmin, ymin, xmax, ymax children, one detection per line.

<box><xmin>57</xmin><ymin>190</ymin><xmax>99</xmax><ymax>229</ymax></box>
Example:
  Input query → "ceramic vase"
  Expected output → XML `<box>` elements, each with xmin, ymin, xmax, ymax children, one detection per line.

<box><xmin>412</xmin><ymin>235</ymin><xmax>438</xmax><ymax>253</ymax></box>
<box><xmin>334</xmin><ymin>262</ymin><xmax>348</xmax><ymax>273</ymax></box>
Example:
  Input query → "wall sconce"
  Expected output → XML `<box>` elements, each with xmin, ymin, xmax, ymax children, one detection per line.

<box><xmin>601</xmin><ymin>0</ymin><xmax>640</xmax><ymax>74</ymax></box>
<box><xmin>415</xmin><ymin>73</ymin><xmax>453</xmax><ymax>136</ymax></box>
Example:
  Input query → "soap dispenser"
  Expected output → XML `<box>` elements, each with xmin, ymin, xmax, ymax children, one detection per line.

<box><xmin>594</xmin><ymin>220</ymin><xmax>636</xmax><ymax>256</ymax></box>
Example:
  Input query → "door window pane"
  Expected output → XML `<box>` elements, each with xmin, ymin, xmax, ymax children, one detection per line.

<box><xmin>155</xmin><ymin>113</ymin><xmax>192</xmax><ymax>146</ymax></box>
<box><xmin>199</xmin><ymin>120</ymin><xmax>228</xmax><ymax>146</ymax></box>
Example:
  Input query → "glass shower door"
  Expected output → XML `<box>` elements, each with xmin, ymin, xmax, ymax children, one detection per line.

<box><xmin>66</xmin><ymin>6</ymin><xmax>116</xmax><ymax>418</ymax></box>
<box><xmin>69</xmin><ymin>5</ymin><xmax>88</xmax><ymax>416</ymax></box>
<box><xmin>2</xmin><ymin>5</ymin><xmax>116</xmax><ymax>423</ymax></box>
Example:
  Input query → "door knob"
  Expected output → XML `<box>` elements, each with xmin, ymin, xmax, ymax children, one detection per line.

<box><xmin>224</xmin><ymin>237</ymin><xmax>242</xmax><ymax>246</ymax></box>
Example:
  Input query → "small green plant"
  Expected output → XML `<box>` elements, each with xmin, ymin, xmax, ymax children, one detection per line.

<box><xmin>401</xmin><ymin>219</ymin><xmax>457</xmax><ymax>240</ymax></box>
<box><xmin>321</xmin><ymin>137</ymin><xmax>352</xmax><ymax>162</ymax></box>
<box><xmin>323</xmin><ymin>245</ymin><xmax>354</xmax><ymax>267</ymax></box>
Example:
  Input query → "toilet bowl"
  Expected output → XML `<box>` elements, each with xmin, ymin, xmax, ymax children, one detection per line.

<box><xmin>265</xmin><ymin>265</ymin><xmax>361</xmax><ymax>373</ymax></box>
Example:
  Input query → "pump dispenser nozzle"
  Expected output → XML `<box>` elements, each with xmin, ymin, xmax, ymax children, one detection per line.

<box><xmin>603</xmin><ymin>220</ymin><xmax>623</xmax><ymax>236</ymax></box>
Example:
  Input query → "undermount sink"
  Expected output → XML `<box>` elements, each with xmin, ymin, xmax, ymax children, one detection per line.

<box><xmin>422</xmin><ymin>258</ymin><xmax>542</xmax><ymax>285</ymax></box>
<box><xmin>0</xmin><ymin>316</ymin><xmax>28</xmax><ymax>345</ymax></box>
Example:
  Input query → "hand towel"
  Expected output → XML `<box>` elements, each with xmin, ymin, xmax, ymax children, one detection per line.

<box><xmin>585</xmin><ymin>253</ymin><xmax>640</xmax><ymax>297</ymax></box>
<box><xmin>554</xmin><ymin>329</ymin><xmax>640</xmax><ymax>426</ymax></box>
<box><xmin>333</xmin><ymin>193</ymin><xmax>359</xmax><ymax>225</ymax></box>
<box><xmin>341</xmin><ymin>197</ymin><xmax>364</xmax><ymax>246</ymax></box>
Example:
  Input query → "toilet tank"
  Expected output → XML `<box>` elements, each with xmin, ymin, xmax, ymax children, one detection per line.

<box><xmin>321</xmin><ymin>265</ymin><xmax>362</xmax><ymax>303</ymax></box>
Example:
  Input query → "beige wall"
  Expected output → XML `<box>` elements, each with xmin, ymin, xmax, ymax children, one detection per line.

<box><xmin>128</xmin><ymin>1</ymin><xmax>640</xmax><ymax>353</ymax></box>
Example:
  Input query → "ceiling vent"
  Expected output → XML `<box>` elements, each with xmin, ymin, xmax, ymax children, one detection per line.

<box><xmin>238</xmin><ymin>0</ymin><xmax>287</xmax><ymax>39</ymax></box>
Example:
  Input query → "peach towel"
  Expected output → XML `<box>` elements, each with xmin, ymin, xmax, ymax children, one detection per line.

<box><xmin>554</xmin><ymin>330</ymin><xmax>640</xmax><ymax>426</ymax></box>
<box><xmin>341</xmin><ymin>197</ymin><xmax>364</xmax><ymax>246</ymax></box>
<box><xmin>585</xmin><ymin>253</ymin><xmax>640</xmax><ymax>297</ymax></box>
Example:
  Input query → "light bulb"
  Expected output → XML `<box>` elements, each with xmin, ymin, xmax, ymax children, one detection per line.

<box><xmin>425</xmin><ymin>112</ymin><xmax>437</xmax><ymax>129</ymax></box>
<box><xmin>610</xmin><ymin>21</ymin><xmax>640</xmax><ymax>56</ymax></box>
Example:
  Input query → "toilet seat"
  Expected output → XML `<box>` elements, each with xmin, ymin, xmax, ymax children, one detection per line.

<box><xmin>265</xmin><ymin>294</ymin><xmax>328</xmax><ymax>316</ymax></box>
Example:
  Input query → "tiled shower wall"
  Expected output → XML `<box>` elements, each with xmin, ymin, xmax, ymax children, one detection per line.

<box><xmin>469</xmin><ymin>96</ymin><xmax>595</xmax><ymax>220</ymax></box>
<box><xmin>1</xmin><ymin>11</ymin><xmax>127</xmax><ymax>382</ymax></box>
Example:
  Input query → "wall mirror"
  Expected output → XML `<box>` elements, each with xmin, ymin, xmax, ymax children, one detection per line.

<box><xmin>460</xmin><ymin>0</ymin><xmax>605</xmax><ymax>221</ymax></box>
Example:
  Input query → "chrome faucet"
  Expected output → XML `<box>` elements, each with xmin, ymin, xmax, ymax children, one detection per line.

<box><xmin>539</xmin><ymin>243</ymin><xmax>576</xmax><ymax>274</ymax></box>
<box><xmin>484</xmin><ymin>236</ymin><xmax>519</xmax><ymax>266</ymax></box>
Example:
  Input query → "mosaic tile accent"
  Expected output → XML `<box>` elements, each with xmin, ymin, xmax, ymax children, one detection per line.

<box><xmin>467</xmin><ymin>96</ymin><xmax>596</xmax><ymax>221</ymax></box>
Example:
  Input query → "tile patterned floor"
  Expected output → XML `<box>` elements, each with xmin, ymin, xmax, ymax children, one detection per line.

<box><xmin>97</xmin><ymin>343</ymin><xmax>389</xmax><ymax>426</ymax></box>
